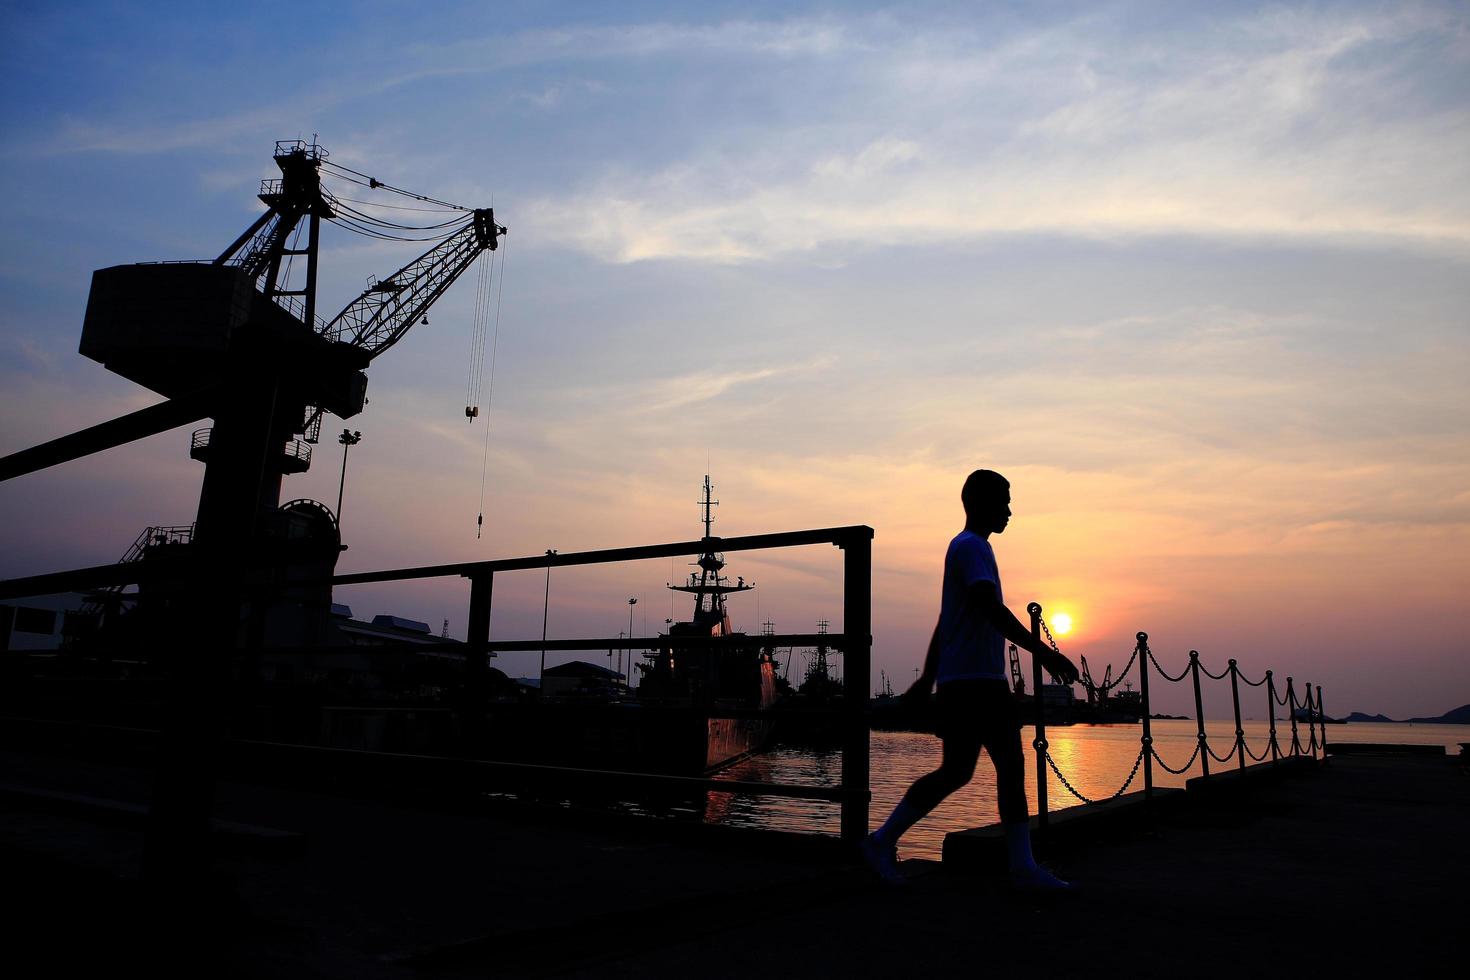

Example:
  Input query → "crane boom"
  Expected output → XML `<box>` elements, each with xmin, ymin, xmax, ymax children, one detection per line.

<box><xmin>322</xmin><ymin>209</ymin><xmax>504</xmax><ymax>361</ymax></box>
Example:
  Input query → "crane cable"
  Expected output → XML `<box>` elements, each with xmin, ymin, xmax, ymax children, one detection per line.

<box><xmin>318</xmin><ymin>177</ymin><xmax>474</xmax><ymax>242</ymax></box>
<box><xmin>465</xmin><ymin>249</ymin><xmax>492</xmax><ymax>420</ymax></box>
<box><xmin>475</xmin><ymin>235</ymin><xmax>508</xmax><ymax>539</ymax></box>
<box><xmin>319</xmin><ymin>159</ymin><xmax>472</xmax><ymax>211</ymax></box>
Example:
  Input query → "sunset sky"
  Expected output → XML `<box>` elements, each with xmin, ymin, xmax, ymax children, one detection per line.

<box><xmin>2</xmin><ymin>1</ymin><xmax>1466</xmax><ymax>719</ymax></box>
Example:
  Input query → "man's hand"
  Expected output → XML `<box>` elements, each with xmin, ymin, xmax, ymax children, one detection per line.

<box><xmin>1044</xmin><ymin>650</ymin><xmax>1080</xmax><ymax>686</ymax></box>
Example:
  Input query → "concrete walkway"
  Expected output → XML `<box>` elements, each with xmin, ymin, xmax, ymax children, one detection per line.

<box><xmin>3</xmin><ymin>747</ymin><xmax>1463</xmax><ymax>977</ymax></box>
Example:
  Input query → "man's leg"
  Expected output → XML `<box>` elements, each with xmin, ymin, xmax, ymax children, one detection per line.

<box><xmin>988</xmin><ymin>720</ymin><xmax>1072</xmax><ymax>890</ymax></box>
<box><xmin>986</xmin><ymin>720</ymin><xmax>1037</xmax><ymax>868</ymax></box>
<box><xmin>987</xmin><ymin>713</ymin><xmax>1029</xmax><ymax>825</ymax></box>
<box><xmin>861</xmin><ymin>736</ymin><xmax>981</xmax><ymax>884</ymax></box>
<box><xmin>871</xmin><ymin>735</ymin><xmax>981</xmax><ymax>847</ymax></box>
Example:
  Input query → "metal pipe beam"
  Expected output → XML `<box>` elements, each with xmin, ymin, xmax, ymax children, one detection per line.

<box><xmin>0</xmin><ymin>388</ymin><xmax>215</xmax><ymax>483</ymax></box>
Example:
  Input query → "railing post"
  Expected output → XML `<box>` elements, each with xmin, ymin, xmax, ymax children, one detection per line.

<box><xmin>839</xmin><ymin>529</ymin><xmax>873</xmax><ymax>843</ymax></box>
<box><xmin>1028</xmin><ymin>602</ymin><xmax>1049</xmax><ymax>831</ymax></box>
<box><xmin>1266</xmin><ymin>671</ymin><xmax>1280</xmax><ymax>763</ymax></box>
<box><xmin>1311</xmin><ymin>681</ymin><xmax>1323</xmax><ymax>758</ymax></box>
<box><xmin>463</xmin><ymin>572</ymin><xmax>494</xmax><ymax>753</ymax></box>
<box><xmin>1286</xmin><ymin>677</ymin><xmax>1301</xmax><ymax>757</ymax></box>
<box><xmin>1317</xmin><ymin>685</ymin><xmax>1328</xmax><ymax>761</ymax></box>
<box><xmin>1189</xmin><ymin>651</ymin><xmax>1209</xmax><ymax>780</ymax></box>
<box><xmin>1137</xmin><ymin>632</ymin><xmax>1153</xmax><ymax>800</ymax></box>
<box><xmin>1229</xmin><ymin>659</ymin><xmax>1246</xmax><ymax>772</ymax></box>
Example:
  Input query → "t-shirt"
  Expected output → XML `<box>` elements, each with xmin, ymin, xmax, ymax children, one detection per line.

<box><xmin>935</xmin><ymin>530</ymin><xmax>1006</xmax><ymax>684</ymax></box>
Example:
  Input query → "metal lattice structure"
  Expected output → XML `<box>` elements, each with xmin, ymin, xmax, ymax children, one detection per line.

<box><xmin>322</xmin><ymin>209</ymin><xmax>502</xmax><ymax>358</ymax></box>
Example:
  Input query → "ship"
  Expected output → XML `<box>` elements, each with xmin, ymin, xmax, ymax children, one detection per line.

<box><xmin>483</xmin><ymin>476</ymin><xmax>779</xmax><ymax>775</ymax></box>
<box><xmin>768</xmin><ymin>621</ymin><xmax>849</xmax><ymax>747</ymax></box>
<box><xmin>633</xmin><ymin>475</ymin><xmax>779</xmax><ymax>770</ymax></box>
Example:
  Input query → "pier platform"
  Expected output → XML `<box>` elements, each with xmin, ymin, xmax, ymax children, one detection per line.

<box><xmin>2</xmin><ymin>746</ymin><xmax>1463</xmax><ymax>977</ymax></box>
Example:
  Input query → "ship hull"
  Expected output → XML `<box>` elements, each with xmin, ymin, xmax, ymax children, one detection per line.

<box><xmin>475</xmin><ymin>701</ymin><xmax>774</xmax><ymax>775</ymax></box>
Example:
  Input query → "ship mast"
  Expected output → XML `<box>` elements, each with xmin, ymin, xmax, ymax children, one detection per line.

<box><xmin>667</xmin><ymin>475</ymin><xmax>753</xmax><ymax>631</ymax></box>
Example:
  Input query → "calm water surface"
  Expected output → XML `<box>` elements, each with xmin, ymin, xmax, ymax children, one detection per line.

<box><xmin>705</xmin><ymin>720</ymin><xmax>1465</xmax><ymax>860</ymax></box>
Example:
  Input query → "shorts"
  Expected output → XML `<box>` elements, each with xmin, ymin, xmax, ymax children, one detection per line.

<box><xmin>935</xmin><ymin>677</ymin><xmax>1020</xmax><ymax>745</ymax></box>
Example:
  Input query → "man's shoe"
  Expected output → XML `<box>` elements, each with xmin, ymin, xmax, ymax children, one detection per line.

<box><xmin>859</xmin><ymin>834</ymin><xmax>907</xmax><ymax>887</ymax></box>
<box><xmin>1009</xmin><ymin>864</ymin><xmax>1074</xmax><ymax>893</ymax></box>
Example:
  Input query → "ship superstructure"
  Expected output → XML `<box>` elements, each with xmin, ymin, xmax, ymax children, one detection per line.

<box><xmin>639</xmin><ymin>477</ymin><xmax>775</xmax><ymax>710</ymax></box>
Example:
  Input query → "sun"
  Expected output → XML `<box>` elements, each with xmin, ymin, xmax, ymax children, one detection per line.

<box><xmin>1051</xmin><ymin>612</ymin><xmax>1073</xmax><ymax>636</ymax></box>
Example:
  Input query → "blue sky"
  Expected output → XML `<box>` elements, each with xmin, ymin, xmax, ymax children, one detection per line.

<box><xmin>2</xmin><ymin>1</ymin><xmax>1467</xmax><ymax>716</ymax></box>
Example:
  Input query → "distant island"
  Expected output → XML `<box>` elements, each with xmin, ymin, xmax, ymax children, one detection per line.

<box><xmin>1341</xmin><ymin>704</ymin><xmax>1470</xmax><ymax>725</ymax></box>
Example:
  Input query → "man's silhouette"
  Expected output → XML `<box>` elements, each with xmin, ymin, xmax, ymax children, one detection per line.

<box><xmin>862</xmin><ymin>469</ymin><xmax>1079</xmax><ymax>889</ymax></box>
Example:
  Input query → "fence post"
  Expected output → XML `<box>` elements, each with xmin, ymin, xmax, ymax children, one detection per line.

<box><xmin>1317</xmin><ymin>686</ymin><xmax>1328</xmax><ymax>761</ymax></box>
<box><xmin>1311</xmin><ymin>681</ymin><xmax>1323</xmax><ymax>758</ymax></box>
<box><xmin>840</xmin><ymin>529</ymin><xmax>873</xmax><ymax>843</ymax></box>
<box><xmin>1137</xmin><ymin>632</ymin><xmax>1153</xmax><ymax>801</ymax></box>
<box><xmin>1286</xmin><ymin>677</ymin><xmax>1301</xmax><ymax>757</ymax></box>
<box><xmin>1229</xmin><ymin>659</ymin><xmax>1246</xmax><ymax>772</ymax></box>
<box><xmin>1266</xmin><ymin>671</ymin><xmax>1280</xmax><ymax>763</ymax></box>
<box><xmin>1028</xmin><ymin>602</ymin><xmax>1049</xmax><ymax>831</ymax></box>
<box><xmin>1189</xmin><ymin>651</ymin><xmax>1209</xmax><ymax>780</ymax></box>
<box><xmin>462</xmin><ymin>572</ymin><xmax>494</xmax><ymax>753</ymax></box>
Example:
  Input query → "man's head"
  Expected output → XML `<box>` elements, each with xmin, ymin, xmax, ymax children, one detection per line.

<box><xmin>961</xmin><ymin>469</ymin><xmax>1011</xmax><ymax>534</ymax></box>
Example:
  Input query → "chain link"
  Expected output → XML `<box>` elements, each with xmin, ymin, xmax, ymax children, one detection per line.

<box><xmin>1045</xmin><ymin>746</ymin><xmax>1146</xmax><ymax>804</ymax></box>
<box><xmin>1150</xmin><ymin>742</ymin><xmax>1203</xmax><ymax>775</ymax></box>
<box><xmin>1039</xmin><ymin>615</ymin><xmax>1061</xmax><ymax>655</ymax></box>
<box><xmin>1236</xmin><ymin>669</ymin><xmax>1268</xmax><ymax>688</ymax></box>
<box><xmin>1199</xmin><ymin>658</ymin><xmax>1232</xmax><ymax>681</ymax></box>
<box><xmin>1080</xmin><ymin>644</ymin><xmax>1141</xmax><ymax>695</ymax></box>
<box><xmin>1146</xmin><ymin>647</ymin><xmax>1192</xmax><ymax>683</ymax></box>
<box><xmin>1242</xmin><ymin>738</ymin><xmax>1271</xmax><ymax>763</ymax></box>
<box><xmin>1205</xmin><ymin>738</ymin><xmax>1237</xmax><ymax>764</ymax></box>
<box><xmin>1038</xmin><ymin>615</ymin><xmax>1139</xmax><ymax>697</ymax></box>
<box><xmin>1273</xmin><ymin>687</ymin><xmax>1291</xmax><ymax>706</ymax></box>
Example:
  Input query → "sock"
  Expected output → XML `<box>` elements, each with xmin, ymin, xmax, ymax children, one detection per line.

<box><xmin>872</xmin><ymin>800</ymin><xmax>925</xmax><ymax>848</ymax></box>
<box><xmin>1004</xmin><ymin>820</ymin><xmax>1038</xmax><ymax>872</ymax></box>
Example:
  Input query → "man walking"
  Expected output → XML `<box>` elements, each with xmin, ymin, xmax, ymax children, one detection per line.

<box><xmin>862</xmin><ymin>469</ymin><xmax>1079</xmax><ymax>890</ymax></box>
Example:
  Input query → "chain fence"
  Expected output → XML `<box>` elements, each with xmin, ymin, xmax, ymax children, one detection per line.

<box><xmin>1045</xmin><ymin>746</ymin><xmax>1147</xmax><ymax>804</ymax></box>
<box><xmin>1025</xmin><ymin>608</ymin><xmax>1326</xmax><ymax>828</ymax></box>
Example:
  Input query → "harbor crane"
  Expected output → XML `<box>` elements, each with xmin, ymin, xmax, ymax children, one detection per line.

<box><xmin>76</xmin><ymin>139</ymin><xmax>504</xmax><ymax>548</ymax></box>
<box><xmin>0</xmin><ymin>140</ymin><xmax>505</xmax><ymax>888</ymax></box>
<box><xmin>1</xmin><ymin>139</ymin><xmax>505</xmax><ymax>637</ymax></box>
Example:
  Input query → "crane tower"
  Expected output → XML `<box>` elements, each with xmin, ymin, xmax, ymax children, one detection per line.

<box><xmin>79</xmin><ymin>141</ymin><xmax>503</xmax><ymax>557</ymax></box>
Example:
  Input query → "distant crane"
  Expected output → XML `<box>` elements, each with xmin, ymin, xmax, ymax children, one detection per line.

<box><xmin>1009</xmin><ymin>643</ymin><xmax>1026</xmax><ymax>696</ymax></box>
<box><xmin>1078</xmin><ymin>655</ymin><xmax>1112</xmax><ymax>705</ymax></box>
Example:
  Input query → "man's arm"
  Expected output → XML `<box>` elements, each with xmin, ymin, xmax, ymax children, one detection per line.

<box><xmin>902</xmin><ymin>620</ymin><xmax>943</xmax><ymax>704</ymax></box>
<box><xmin>966</xmin><ymin>581</ymin><xmax>1079</xmax><ymax>684</ymax></box>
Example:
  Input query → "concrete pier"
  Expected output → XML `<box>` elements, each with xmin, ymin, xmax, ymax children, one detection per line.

<box><xmin>2</xmin><ymin>746</ymin><xmax>1463</xmax><ymax>977</ymax></box>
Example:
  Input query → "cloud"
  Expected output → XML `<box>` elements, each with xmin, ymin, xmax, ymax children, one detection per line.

<box><xmin>412</xmin><ymin>17</ymin><xmax>863</xmax><ymax>69</ymax></box>
<box><xmin>516</xmin><ymin>5</ymin><xmax>1470</xmax><ymax>262</ymax></box>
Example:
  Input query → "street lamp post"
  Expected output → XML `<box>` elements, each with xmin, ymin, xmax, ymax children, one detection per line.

<box><xmin>626</xmin><ymin>597</ymin><xmax>638</xmax><ymax>692</ymax></box>
<box><xmin>335</xmin><ymin>429</ymin><xmax>361</xmax><ymax>525</ymax></box>
<box><xmin>539</xmin><ymin>549</ymin><xmax>556</xmax><ymax>691</ymax></box>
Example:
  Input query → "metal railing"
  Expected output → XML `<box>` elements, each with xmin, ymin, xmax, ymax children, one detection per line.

<box><xmin>1025</xmin><ymin>603</ymin><xmax>1327</xmax><ymax>828</ymax></box>
<box><xmin>0</xmin><ymin>524</ymin><xmax>876</xmax><ymax>842</ymax></box>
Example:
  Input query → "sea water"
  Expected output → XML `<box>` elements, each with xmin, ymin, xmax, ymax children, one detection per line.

<box><xmin>705</xmin><ymin>720</ymin><xmax>1464</xmax><ymax>859</ymax></box>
